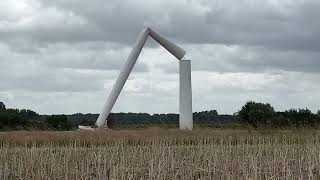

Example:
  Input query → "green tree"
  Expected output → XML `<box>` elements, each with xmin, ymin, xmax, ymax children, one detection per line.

<box><xmin>283</xmin><ymin>108</ymin><xmax>317</xmax><ymax>127</ymax></box>
<box><xmin>79</xmin><ymin>119</ymin><xmax>95</xmax><ymax>126</ymax></box>
<box><xmin>46</xmin><ymin>115</ymin><xmax>71</xmax><ymax>130</ymax></box>
<box><xmin>0</xmin><ymin>108</ymin><xmax>27</xmax><ymax>129</ymax></box>
<box><xmin>0</xmin><ymin>102</ymin><xmax>5</xmax><ymax>111</ymax></box>
<box><xmin>106</xmin><ymin>113</ymin><xmax>114</xmax><ymax>128</ymax></box>
<box><xmin>239</xmin><ymin>101</ymin><xmax>275</xmax><ymax>127</ymax></box>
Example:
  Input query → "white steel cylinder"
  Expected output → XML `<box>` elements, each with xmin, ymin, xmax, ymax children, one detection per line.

<box><xmin>95</xmin><ymin>28</ymin><xmax>149</xmax><ymax>128</ymax></box>
<box><xmin>149</xmin><ymin>28</ymin><xmax>186</xmax><ymax>60</ymax></box>
<box><xmin>179</xmin><ymin>60</ymin><xmax>193</xmax><ymax>130</ymax></box>
<box><xmin>95</xmin><ymin>27</ymin><xmax>188</xmax><ymax>129</ymax></box>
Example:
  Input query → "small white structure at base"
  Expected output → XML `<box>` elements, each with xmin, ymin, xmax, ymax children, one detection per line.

<box><xmin>96</xmin><ymin>27</ymin><xmax>193</xmax><ymax>130</ymax></box>
<box><xmin>179</xmin><ymin>60</ymin><xmax>193</xmax><ymax>130</ymax></box>
<box><xmin>78</xmin><ymin>125</ymin><xmax>94</xmax><ymax>131</ymax></box>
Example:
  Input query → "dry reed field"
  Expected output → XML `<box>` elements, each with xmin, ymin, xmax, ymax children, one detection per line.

<box><xmin>0</xmin><ymin>128</ymin><xmax>320</xmax><ymax>179</ymax></box>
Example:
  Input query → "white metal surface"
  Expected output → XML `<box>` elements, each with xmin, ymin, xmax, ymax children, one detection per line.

<box><xmin>95</xmin><ymin>27</ymin><xmax>191</xmax><ymax>129</ymax></box>
<box><xmin>149</xmin><ymin>28</ymin><xmax>186</xmax><ymax>60</ymax></box>
<box><xmin>95</xmin><ymin>28</ymin><xmax>149</xmax><ymax>128</ymax></box>
<box><xmin>179</xmin><ymin>60</ymin><xmax>193</xmax><ymax>130</ymax></box>
<box><xmin>78</xmin><ymin>125</ymin><xmax>95</xmax><ymax>131</ymax></box>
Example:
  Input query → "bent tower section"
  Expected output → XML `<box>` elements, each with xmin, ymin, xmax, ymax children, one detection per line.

<box><xmin>95</xmin><ymin>28</ymin><xmax>149</xmax><ymax>128</ymax></box>
<box><xmin>95</xmin><ymin>27</ymin><xmax>193</xmax><ymax>129</ymax></box>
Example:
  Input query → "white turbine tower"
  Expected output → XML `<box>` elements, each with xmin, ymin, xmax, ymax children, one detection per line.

<box><xmin>95</xmin><ymin>27</ymin><xmax>193</xmax><ymax>130</ymax></box>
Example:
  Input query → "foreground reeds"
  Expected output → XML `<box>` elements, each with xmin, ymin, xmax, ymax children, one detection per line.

<box><xmin>0</xmin><ymin>128</ymin><xmax>320</xmax><ymax>179</ymax></box>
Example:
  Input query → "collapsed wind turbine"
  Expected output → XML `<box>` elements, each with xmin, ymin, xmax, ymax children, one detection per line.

<box><xmin>95</xmin><ymin>27</ymin><xmax>193</xmax><ymax>130</ymax></box>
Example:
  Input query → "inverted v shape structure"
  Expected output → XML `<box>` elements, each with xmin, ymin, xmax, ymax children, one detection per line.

<box><xmin>96</xmin><ymin>27</ymin><xmax>191</xmax><ymax>129</ymax></box>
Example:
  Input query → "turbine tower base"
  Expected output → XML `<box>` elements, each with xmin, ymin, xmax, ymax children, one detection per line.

<box><xmin>179</xmin><ymin>60</ymin><xmax>193</xmax><ymax>130</ymax></box>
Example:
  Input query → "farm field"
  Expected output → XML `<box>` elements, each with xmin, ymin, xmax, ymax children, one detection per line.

<box><xmin>1</xmin><ymin>128</ymin><xmax>320</xmax><ymax>179</ymax></box>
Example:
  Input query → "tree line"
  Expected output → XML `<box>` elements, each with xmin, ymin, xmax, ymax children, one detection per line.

<box><xmin>238</xmin><ymin>101</ymin><xmax>320</xmax><ymax>128</ymax></box>
<box><xmin>68</xmin><ymin>110</ymin><xmax>238</xmax><ymax>128</ymax></box>
<box><xmin>0</xmin><ymin>102</ymin><xmax>71</xmax><ymax>130</ymax></box>
<box><xmin>0</xmin><ymin>101</ymin><xmax>320</xmax><ymax>130</ymax></box>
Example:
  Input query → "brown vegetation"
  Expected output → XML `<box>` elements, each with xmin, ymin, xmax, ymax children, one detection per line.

<box><xmin>1</xmin><ymin>128</ymin><xmax>320</xmax><ymax>179</ymax></box>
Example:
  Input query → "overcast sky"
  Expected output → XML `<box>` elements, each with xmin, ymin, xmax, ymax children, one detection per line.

<box><xmin>1</xmin><ymin>0</ymin><xmax>320</xmax><ymax>115</ymax></box>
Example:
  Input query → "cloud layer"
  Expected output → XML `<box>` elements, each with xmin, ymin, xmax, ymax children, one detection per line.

<box><xmin>1</xmin><ymin>0</ymin><xmax>320</xmax><ymax>114</ymax></box>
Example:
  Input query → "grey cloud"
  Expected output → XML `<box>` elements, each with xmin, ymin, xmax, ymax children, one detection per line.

<box><xmin>1</xmin><ymin>0</ymin><xmax>320</xmax><ymax>115</ymax></box>
<box><xmin>37</xmin><ymin>42</ymin><xmax>149</xmax><ymax>72</ymax></box>
<box><xmin>2</xmin><ymin>0</ymin><xmax>318</xmax><ymax>51</ymax></box>
<box><xmin>0</xmin><ymin>65</ymin><xmax>108</xmax><ymax>92</ymax></box>
<box><xmin>0</xmin><ymin>41</ymin><xmax>149</xmax><ymax>71</ymax></box>
<box><xmin>168</xmin><ymin>0</ymin><xmax>320</xmax><ymax>51</ymax></box>
<box><xmin>185</xmin><ymin>44</ymin><xmax>320</xmax><ymax>73</ymax></box>
<box><xmin>192</xmin><ymin>71</ymin><xmax>320</xmax><ymax>113</ymax></box>
<box><xmin>0</xmin><ymin>42</ymin><xmax>121</xmax><ymax>92</ymax></box>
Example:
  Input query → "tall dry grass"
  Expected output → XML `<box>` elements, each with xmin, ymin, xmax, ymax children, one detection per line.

<box><xmin>0</xmin><ymin>128</ymin><xmax>320</xmax><ymax>179</ymax></box>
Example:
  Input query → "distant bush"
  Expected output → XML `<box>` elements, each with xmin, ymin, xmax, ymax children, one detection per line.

<box><xmin>0</xmin><ymin>108</ymin><xmax>40</xmax><ymax>130</ymax></box>
<box><xmin>282</xmin><ymin>108</ymin><xmax>319</xmax><ymax>127</ymax></box>
<box><xmin>239</xmin><ymin>101</ymin><xmax>275</xmax><ymax>127</ymax></box>
<box><xmin>46</xmin><ymin>115</ymin><xmax>72</xmax><ymax>131</ymax></box>
<box><xmin>239</xmin><ymin>101</ymin><xmax>320</xmax><ymax>128</ymax></box>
